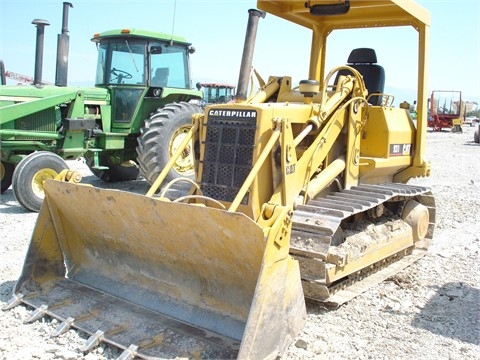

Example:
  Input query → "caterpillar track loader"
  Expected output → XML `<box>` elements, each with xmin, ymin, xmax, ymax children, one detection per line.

<box><xmin>4</xmin><ymin>1</ymin><xmax>436</xmax><ymax>359</ymax></box>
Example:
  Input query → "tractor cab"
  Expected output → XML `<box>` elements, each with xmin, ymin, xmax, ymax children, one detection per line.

<box><xmin>91</xmin><ymin>29</ymin><xmax>200</xmax><ymax>131</ymax></box>
<box><xmin>196</xmin><ymin>82</ymin><xmax>236</xmax><ymax>105</ymax></box>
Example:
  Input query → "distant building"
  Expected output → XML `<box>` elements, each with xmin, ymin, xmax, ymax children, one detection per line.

<box><xmin>464</xmin><ymin>101</ymin><xmax>478</xmax><ymax>113</ymax></box>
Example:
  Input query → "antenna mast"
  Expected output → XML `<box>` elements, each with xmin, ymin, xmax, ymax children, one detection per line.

<box><xmin>170</xmin><ymin>0</ymin><xmax>177</xmax><ymax>45</ymax></box>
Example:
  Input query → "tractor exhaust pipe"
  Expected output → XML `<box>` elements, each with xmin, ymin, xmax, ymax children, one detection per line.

<box><xmin>55</xmin><ymin>2</ymin><xmax>73</xmax><ymax>86</ymax></box>
<box><xmin>32</xmin><ymin>19</ymin><xmax>50</xmax><ymax>86</ymax></box>
<box><xmin>0</xmin><ymin>60</ymin><xmax>6</xmax><ymax>85</ymax></box>
<box><xmin>235</xmin><ymin>9</ymin><xmax>265</xmax><ymax>102</ymax></box>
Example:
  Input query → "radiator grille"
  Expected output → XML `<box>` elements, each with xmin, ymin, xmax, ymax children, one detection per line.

<box><xmin>14</xmin><ymin>107</ymin><xmax>57</xmax><ymax>140</ymax></box>
<box><xmin>200</xmin><ymin>113</ymin><xmax>257</xmax><ymax>204</ymax></box>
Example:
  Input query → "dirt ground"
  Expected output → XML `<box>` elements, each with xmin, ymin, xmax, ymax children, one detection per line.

<box><xmin>1</xmin><ymin>125</ymin><xmax>479</xmax><ymax>360</ymax></box>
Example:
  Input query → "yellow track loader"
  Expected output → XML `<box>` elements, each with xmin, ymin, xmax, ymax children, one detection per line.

<box><xmin>4</xmin><ymin>1</ymin><xmax>436</xmax><ymax>359</ymax></box>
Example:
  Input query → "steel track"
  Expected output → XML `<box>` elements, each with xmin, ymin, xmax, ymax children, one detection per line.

<box><xmin>290</xmin><ymin>183</ymin><xmax>436</xmax><ymax>306</ymax></box>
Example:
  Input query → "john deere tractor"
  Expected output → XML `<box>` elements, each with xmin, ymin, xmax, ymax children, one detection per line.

<box><xmin>195</xmin><ymin>82</ymin><xmax>236</xmax><ymax>105</ymax></box>
<box><xmin>0</xmin><ymin>3</ymin><xmax>202</xmax><ymax>211</ymax></box>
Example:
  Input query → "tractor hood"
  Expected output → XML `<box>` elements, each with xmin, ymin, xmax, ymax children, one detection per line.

<box><xmin>0</xmin><ymin>84</ymin><xmax>109</xmax><ymax>104</ymax></box>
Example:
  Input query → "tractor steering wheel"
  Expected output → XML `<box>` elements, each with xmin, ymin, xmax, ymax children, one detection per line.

<box><xmin>111</xmin><ymin>68</ymin><xmax>133</xmax><ymax>83</ymax></box>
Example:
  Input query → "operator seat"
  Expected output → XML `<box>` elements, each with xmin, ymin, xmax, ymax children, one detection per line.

<box><xmin>336</xmin><ymin>48</ymin><xmax>385</xmax><ymax>106</ymax></box>
<box><xmin>152</xmin><ymin>67</ymin><xmax>169</xmax><ymax>87</ymax></box>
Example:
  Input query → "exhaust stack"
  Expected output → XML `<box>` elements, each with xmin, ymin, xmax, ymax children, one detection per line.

<box><xmin>32</xmin><ymin>19</ymin><xmax>50</xmax><ymax>86</ymax></box>
<box><xmin>235</xmin><ymin>9</ymin><xmax>265</xmax><ymax>102</ymax></box>
<box><xmin>55</xmin><ymin>2</ymin><xmax>73</xmax><ymax>86</ymax></box>
<box><xmin>0</xmin><ymin>60</ymin><xmax>6</xmax><ymax>85</ymax></box>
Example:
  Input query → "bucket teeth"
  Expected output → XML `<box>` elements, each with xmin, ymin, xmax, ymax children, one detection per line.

<box><xmin>117</xmin><ymin>344</ymin><xmax>138</xmax><ymax>360</ymax></box>
<box><xmin>25</xmin><ymin>304</ymin><xmax>48</xmax><ymax>323</ymax></box>
<box><xmin>80</xmin><ymin>330</ymin><xmax>104</xmax><ymax>352</ymax></box>
<box><xmin>2</xmin><ymin>294</ymin><xmax>24</xmax><ymax>311</ymax></box>
<box><xmin>8</xmin><ymin>181</ymin><xmax>308</xmax><ymax>359</ymax></box>
<box><xmin>51</xmin><ymin>317</ymin><xmax>75</xmax><ymax>337</ymax></box>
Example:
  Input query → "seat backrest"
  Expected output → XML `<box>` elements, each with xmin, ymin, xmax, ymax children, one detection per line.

<box><xmin>152</xmin><ymin>67</ymin><xmax>169</xmax><ymax>87</ymax></box>
<box><xmin>335</xmin><ymin>48</ymin><xmax>385</xmax><ymax>106</ymax></box>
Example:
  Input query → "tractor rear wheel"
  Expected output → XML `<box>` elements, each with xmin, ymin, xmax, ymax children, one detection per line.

<box><xmin>136</xmin><ymin>102</ymin><xmax>203</xmax><ymax>185</ymax></box>
<box><xmin>12</xmin><ymin>151</ymin><xmax>69</xmax><ymax>212</ymax></box>
<box><xmin>1</xmin><ymin>161</ymin><xmax>15</xmax><ymax>193</ymax></box>
<box><xmin>474</xmin><ymin>128</ymin><xmax>479</xmax><ymax>144</ymax></box>
<box><xmin>85</xmin><ymin>155</ymin><xmax>139</xmax><ymax>182</ymax></box>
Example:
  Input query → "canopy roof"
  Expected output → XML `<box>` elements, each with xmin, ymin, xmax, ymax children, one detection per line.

<box><xmin>257</xmin><ymin>0</ymin><xmax>430</xmax><ymax>31</ymax></box>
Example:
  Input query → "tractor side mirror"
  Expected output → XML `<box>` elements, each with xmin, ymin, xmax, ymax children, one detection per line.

<box><xmin>150</xmin><ymin>46</ymin><xmax>163</xmax><ymax>55</ymax></box>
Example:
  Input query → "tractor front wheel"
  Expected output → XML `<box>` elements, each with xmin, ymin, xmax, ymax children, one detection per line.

<box><xmin>1</xmin><ymin>161</ymin><xmax>15</xmax><ymax>193</ymax></box>
<box><xmin>85</xmin><ymin>155</ymin><xmax>139</xmax><ymax>182</ymax></box>
<box><xmin>136</xmin><ymin>102</ymin><xmax>203</xmax><ymax>185</ymax></box>
<box><xmin>12</xmin><ymin>151</ymin><xmax>69</xmax><ymax>212</ymax></box>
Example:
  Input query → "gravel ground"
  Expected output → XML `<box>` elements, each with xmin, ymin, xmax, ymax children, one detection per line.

<box><xmin>1</xmin><ymin>125</ymin><xmax>479</xmax><ymax>360</ymax></box>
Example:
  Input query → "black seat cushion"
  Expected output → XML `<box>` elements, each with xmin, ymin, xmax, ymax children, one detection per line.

<box><xmin>335</xmin><ymin>48</ymin><xmax>385</xmax><ymax>106</ymax></box>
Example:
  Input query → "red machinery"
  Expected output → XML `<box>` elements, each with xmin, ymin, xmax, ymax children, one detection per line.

<box><xmin>428</xmin><ymin>90</ymin><xmax>464</xmax><ymax>132</ymax></box>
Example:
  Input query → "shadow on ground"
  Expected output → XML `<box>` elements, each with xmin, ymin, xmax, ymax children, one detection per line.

<box><xmin>0</xmin><ymin>280</ymin><xmax>16</xmax><ymax>304</ymax></box>
<box><xmin>412</xmin><ymin>282</ymin><xmax>480</xmax><ymax>345</ymax></box>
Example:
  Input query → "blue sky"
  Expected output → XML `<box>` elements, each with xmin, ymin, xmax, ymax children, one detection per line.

<box><xmin>1</xmin><ymin>0</ymin><xmax>479</xmax><ymax>105</ymax></box>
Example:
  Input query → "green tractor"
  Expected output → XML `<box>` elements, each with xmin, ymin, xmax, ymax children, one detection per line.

<box><xmin>0</xmin><ymin>3</ymin><xmax>203</xmax><ymax>211</ymax></box>
<box><xmin>195</xmin><ymin>82</ymin><xmax>236</xmax><ymax>105</ymax></box>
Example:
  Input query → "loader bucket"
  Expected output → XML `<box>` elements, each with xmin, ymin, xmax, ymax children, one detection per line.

<box><xmin>10</xmin><ymin>180</ymin><xmax>305</xmax><ymax>359</ymax></box>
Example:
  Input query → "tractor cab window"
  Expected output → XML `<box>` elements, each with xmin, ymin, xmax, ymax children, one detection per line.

<box><xmin>149</xmin><ymin>43</ymin><xmax>190</xmax><ymax>88</ymax></box>
<box><xmin>109</xmin><ymin>40</ymin><xmax>146</xmax><ymax>85</ymax></box>
<box><xmin>201</xmin><ymin>86</ymin><xmax>235</xmax><ymax>104</ymax></box>
<box><xmin>95</xmin><ymin>39</ymin><xmax>146</xmax><ymax>85</ymax></box>
<box><xmin>95</xmin><ymin>43</ymin><xmax>107</xmax><ymax>85</ymax></box>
